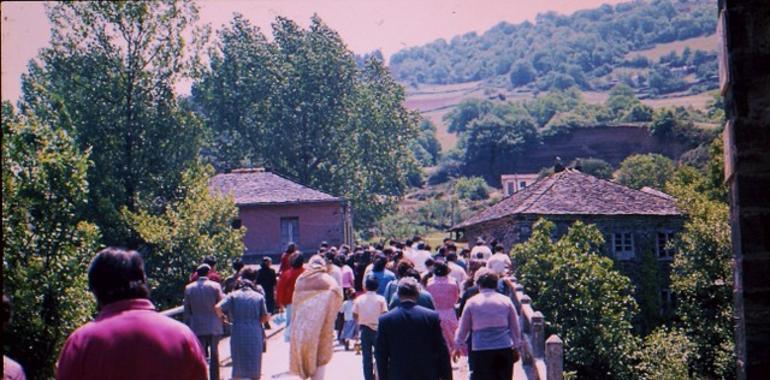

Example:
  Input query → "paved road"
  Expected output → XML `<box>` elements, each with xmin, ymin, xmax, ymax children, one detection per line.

<box><xmin>216</xmin><ymin>320</ymin><xmax>526</xmax><ymax>380</ymax></box>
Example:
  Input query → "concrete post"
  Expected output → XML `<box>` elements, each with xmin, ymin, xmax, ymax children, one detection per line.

<box><xmin>546</xmin><ymin>335</ymin><xmax>564</xmax><ymax>380</ymax></box>
<box><xmin>520</xmin><ymin>294</ymin><xmax>531</xmax><ymax>305</ymax></box>
<box><xmin>532</xmin><ymin>311</ymin><xmax>545</xmax><ymax>358</ymax></box>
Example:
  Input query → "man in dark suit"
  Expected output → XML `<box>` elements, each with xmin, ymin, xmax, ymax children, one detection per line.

<box><xmin>375</xmin><ymin>277</ymin><xmax>452</xmax><ymax>380</ymax></box>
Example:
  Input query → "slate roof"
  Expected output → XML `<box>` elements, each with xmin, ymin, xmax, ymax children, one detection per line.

<box><xmin>209</xmin><ymin>168</ymin><xmax>340</xmax><ymax>206</ymax></box>
<box><xmin>451</xmin><ymin>169</ymin><xmax>680</xmax><ymax>230</ymax></box>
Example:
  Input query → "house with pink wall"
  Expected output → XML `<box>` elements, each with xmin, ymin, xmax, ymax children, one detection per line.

<box><xmin>209</xmin><ymin>168</ymin><xmax>353</xmax><ymax>262</ymax></box>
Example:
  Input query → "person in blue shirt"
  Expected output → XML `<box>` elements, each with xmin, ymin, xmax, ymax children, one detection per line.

<box><xmin>365</xmin><ymin>254</ymin><xmax>396</xmax><ymax>296</ymax></box>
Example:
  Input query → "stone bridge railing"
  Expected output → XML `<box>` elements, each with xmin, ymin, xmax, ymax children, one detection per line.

<box><xmin>506</xmin><ymin>277</ymin><xmax>564</xmax><ymax>380</ymax></box>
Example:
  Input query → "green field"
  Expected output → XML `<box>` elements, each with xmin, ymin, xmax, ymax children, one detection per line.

<box><xmin>625</xmin><ymin>34</ymin><xmax>719</xmax><ymax>62</ymax></box>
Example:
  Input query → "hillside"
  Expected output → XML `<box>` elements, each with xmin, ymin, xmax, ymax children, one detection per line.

<box><xmin>390</xmin><ymin>0</ymin><xmax>717</xmax><ymax>96</ymax></box>
<box><xmin>398</xmin><ymin>0</ymin><xmax>721</xmax><ymax>151</ymax></box>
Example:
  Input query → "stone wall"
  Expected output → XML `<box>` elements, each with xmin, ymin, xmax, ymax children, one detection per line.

<box><xmin>720</xmin><ymin>0</ymin><xmax>770</xmax><ymax>377</ymax></box>
<box><xmin>510</xmin><ymin>125</ymin><xmax>692</xmax><ymax>173</ymax></box>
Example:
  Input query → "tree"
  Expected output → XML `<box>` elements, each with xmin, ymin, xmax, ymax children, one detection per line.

<box><xmin>193</xmin><ymin>16</ymin><xmax>420</xmax><ymax>228</ymax></box>
<box><xmin>571</xmin><ymin>157</ymin><xmax>613</xmax><ymax>179</ymax></box>
<box><xmin>621</xmin><ymin>103</ymin><xmax>654</xmax><ymax>122</ymax></box>
<box><xmin>634</xmin><ymin>327</ymin><xmax>695</xmax><ymax>380</ymax></box>
<box><xmin>21</xmin><ymin>1</ymin><xmax>205</xmax><ymax>245</ymax></box>
<box><xmin>462</xmin><ymin>114</ymin><xmax>539</xmax><ymax>182</ymax></box>
<box><xmin>509</xmin><ymin>59</ymin><xmax>536</xmax><ymax>86</ymax></box>
<box><xmin>124</xmin><ymin>164</ymin><xmax>244</xmax><ymax>309</ymax></box>
<box><xmin>606</xmin><ymin>84</ymin><xmax>641</xmax><ymax>120</ymax></box>
<box><xmin>2</xmin><ymin>105</ymin><xmax>100</xmax><ymax>379</ymax></box>
<box><xmin>614</xmin><ymin>154</ymin><xmax>675</xmax><ymax>190</ymax></box>
<box><xmin>650</xmin><ymin>109</ymin><xmax>678</xmax><ymax>136</ymax></box>
<box><xmin>665</xmin><ymin>168</ymin><xmax>735</xmax><ymax>378</ymax></box>
<box><xmin>443</xmin><ymin>98</ymin><xmax>492</xmax><ymax>134</ymax></box>
<box><xmin>512</xmin><ymin>219</ymin><xmax>639</xmax><ymax>379</ymax></box>
<box><xmin>411</xmin><ymin>119</ymin><xmax>442</xmax><ymax>166</ymax></box>
<box><xmin>453</xmin><ymin>176</ymin><xmax>489</xmax><ymax>201</ymax></box>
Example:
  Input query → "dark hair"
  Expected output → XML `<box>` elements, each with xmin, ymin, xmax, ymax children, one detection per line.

<box><xmin>446</xmin><ymin>243</ymin><xmax>457</xmax><ymax>252</ymax></box>
<box><xmin>240</xmin><ymin>265</ymin><xmax>259</xmax><ymax>283</ymax></box>
<box><xmin>365</xmin><ymin>276</ymin><xmax>380</xmax><ymax>291</ymax></box>
<box><xmin>233</xmin><ymin>258</ymin><xmax>245</xmax><ymax>272</ymax></box>
<box><xmin>446</xmin><ymin>252</ymin><xmax>458</xmax><ymax>262</ymax></box>
<box><xmin>325</xmin><ymin>250</ymin><xmax>336</xmax><ymax>262</ymax></box>
<box><xmin>397</xmin><ymin>277</ymin><xmax>420</xmax><ymax>299</ymax></box>
<box><xmin>395</xmin><ymin>260</ymin><xmax>414</xmax><ymax>278</ymax></box>
<box><xmin>203</xmin><ymin>255</ymin><xmax>217</xmax><ymax>266</ymax></box>
<box><xmin>333</xmin><ymin>254</ymin><xmax>346</xmax><ymax>267</ymax></box>
<box><xmin>425</xmin><ymin>258</ymin><xmax>435</xmax><ymax>268</ymax></box>
<box><xmin>443</xmin><ymin>237</ymin><xmax>452</xmax><ymax>243</ymax></box>
<box><xmin>88</xmin><ymin>247</ymin><xmax>150</xmax><ymax>306</ymax></box>
<box><xmin>477</xmin><ymin>271</ymin><xmax>499</xmax><ymax>289</ymax></box>
<box><xmin>494</xmin><ymin>245</ymin><xmax>505</xmax><ymax>253</ymax></box>
<box><xmin>433</xmin><ymin>261</ymin><xmax>450</xmax><ymax>277</ymax></box>
<box><xmin>290</xmin><ymin>253</ymin><xmax>304</xmax><ymax>269</ymax></box>
<box><xmin>405</xmin><ymin>239</ymin><xmax>413</xmax><ymax>247</ymax></box>
<box><xmin>372</xmin><ymin>254</ymin><xmax>387</xmax><ymax>272</ymax></box>
<box><xmin>403</xmin><ymin>268</ymin><xmax>421</xmax><ymax>282</ymax></box>
<box><xmin>286</xmin><ymin>243</ymin><xmax>297</xmax><ymax>254</ymax></box>
<box><xmin>237</xmin><ymin>278</ymin><xmax>258</xmax><ymax>291</ymax></box>
<box><xmin>196</xmin><ymin>265</ymin><xmax>210</xmax><ymax>277</ymax></box>
<box><xmin>475</xmin><ymin>252</ymin><xmax>485</xmax><ymax>260</ymax></box>
<box><xmin>261</xmin><ymin>257</ymin><xmax>272</xmax><ymax>268</ymax></box>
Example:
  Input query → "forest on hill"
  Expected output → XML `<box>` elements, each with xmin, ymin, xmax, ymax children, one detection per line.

<box><xmin>390</xmin><ymin>0</ymin><xmax>718</xmax><ymax>97</ymax></box>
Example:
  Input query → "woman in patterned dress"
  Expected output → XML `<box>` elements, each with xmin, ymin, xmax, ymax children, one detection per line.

<box><xmin>216</xmin><ymin>266</ymin><xmax>269</xmax><ymax>380</ymax></box>
<box><xmin>425</xmin><ymin>261</ymin><xmax>461</xmax><ymax>355</ymax></box>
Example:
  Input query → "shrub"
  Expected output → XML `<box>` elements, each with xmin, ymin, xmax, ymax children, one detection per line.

<box><xmin>453</xmin><ymin>176</ymin><xmax>490</xmax><ymax>201</ymax></box>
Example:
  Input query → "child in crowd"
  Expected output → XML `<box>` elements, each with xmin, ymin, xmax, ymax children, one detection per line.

<box><xmin>339</xmin><ymin>288</ymin><xmax>358</xmax><ymax>350</ymax></box>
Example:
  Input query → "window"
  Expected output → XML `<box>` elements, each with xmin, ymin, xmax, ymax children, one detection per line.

<box><xmin>520</xmin><ymin>181</ymin><xmax>527</xmax><ymax>189</ymax></box>
<box><xmin>507</xmin><ymin>182</ymin><xmax>515</xmax><ymax>196</ymax></box>
<box><xmin>657</xmin><ymin>232</ymin><xmax>674</xmax><ymax>260</ymax></box>
<box><xmin>280</xmin><ymin>217</ymin><xmax>299</xmax><ymax>247</ymax></box>
<box><xmin>660</xmin><ymin>288</ymin><xmax>674</xmax><ymax>314</ymax></box>
<box><xmin>613</xmin><ymin>232</ymin><xmax>634</xmax><ymax>260</ymax></box>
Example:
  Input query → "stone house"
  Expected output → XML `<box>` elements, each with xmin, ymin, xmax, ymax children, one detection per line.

<box><xmin>209</xmin><ymin>168</ymin><xmax>353</xmax><ymax>262</ymax></box>
<box><xmin>450</xmin><ymin>169</ymin><xmax>683</xmax><ymax>313</ymax></box>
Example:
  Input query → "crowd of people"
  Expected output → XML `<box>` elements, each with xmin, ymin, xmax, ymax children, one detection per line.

<box><xmin>6</xmin><ymin>235</ymin><xmax>521</xmax><ymax>380</ymax></box>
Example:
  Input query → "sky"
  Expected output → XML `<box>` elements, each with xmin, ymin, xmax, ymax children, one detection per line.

<box><xmin>1</xmin><ymin>0</ymin><xmax>625</xmax><ymax>103</ymax></box>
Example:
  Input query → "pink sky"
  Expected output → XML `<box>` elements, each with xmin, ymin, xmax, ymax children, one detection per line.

<box><xmin>2</xmin><ymin>0</ymin><xmax>624</xmax><ymax>102</ymax></box>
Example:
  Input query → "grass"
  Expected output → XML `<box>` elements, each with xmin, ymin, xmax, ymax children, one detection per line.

<box><xmin>624</xmin><ymin>34</ymin><xmax>719</xmax><ymax>62</ymax></box>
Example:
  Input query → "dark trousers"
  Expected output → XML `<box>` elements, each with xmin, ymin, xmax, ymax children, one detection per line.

<box><xmin>360</xmin><ymin>326</ymin><xmax>377</xmax><ymax>380</ymax></box>
<box><xmin>196</xmin><ymin>334</ymin><xmax>220</xmax><ymax>380</ymax></box>
<box><xmin>469</xmin><ymin>347</ymin><xmax>515</xmax><ymax>380</ymax></box>
<box><xmin>264</xmin><ymin>291</ymin><xmax>276</xmax><ymax>313</ymax></box>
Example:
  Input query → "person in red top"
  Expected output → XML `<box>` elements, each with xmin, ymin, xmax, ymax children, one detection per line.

<box><xmin>189</xmin><ymin>255</ymin><xmax>223</xmax><ymax>283</ymax></box>
<box><xmin>57</xmin><ymin>247</ymin><xmax>207</xmax><ymax>380</ymax></box>
<box><xmin>279</xmin><ymin>243</ymin><xmax>298</xmax><ymax>273</ymax></box>
<box><xmin>276</xmin><ymin>252</ymin><xmax>305</xmax><ymax>342</ymax></box>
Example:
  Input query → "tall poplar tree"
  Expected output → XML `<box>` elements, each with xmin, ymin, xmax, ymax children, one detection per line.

<box><xmin>21</xmin><ymin>1</ymin><xmax>205</xmax><ymax>245</ymax></box>
<box><xmin>193</xmin><ymin>15</ymin><xmax>419</xmax><ymax>228</ymax></box>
